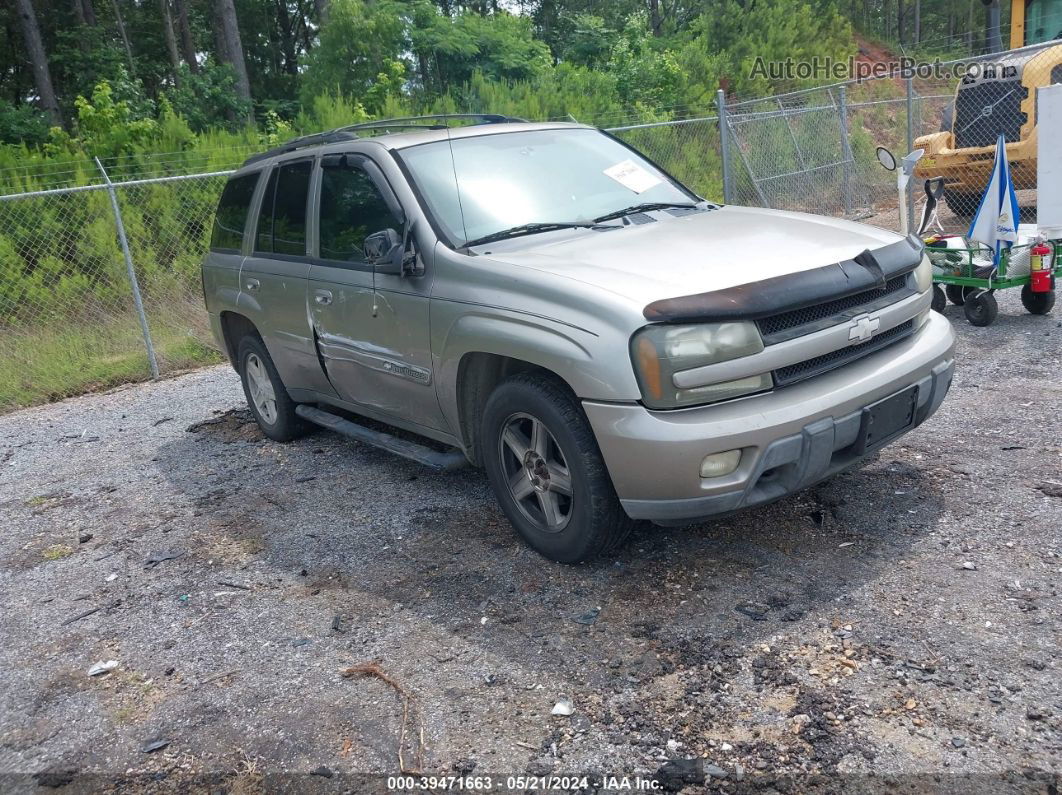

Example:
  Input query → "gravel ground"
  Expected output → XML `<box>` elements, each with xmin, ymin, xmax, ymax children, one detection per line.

<box><xmin>1</xmin><ymin>291</ymin><xmax>1060</xmax><ymax>794</ymax></box>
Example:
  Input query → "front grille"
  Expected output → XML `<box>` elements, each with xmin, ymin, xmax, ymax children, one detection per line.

<box><xmin>954</xmin><ymin>79</ymin><xmax>1027</xmax><ymax>148</ymax></box>
<box><xmin>774</xmin><ymin>320</ymin><xmax>915</xmax><ymax>387</ymax></box>
<box><xmin>758</xmin><ymin>275</ymin><xmax>909</xmax><ymax>339</ymax></box>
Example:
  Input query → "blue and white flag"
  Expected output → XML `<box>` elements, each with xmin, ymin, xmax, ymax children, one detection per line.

<box><xmin>967</xmin><ymin>133</ymin><xmax>1020</xmax><ymax>265</ymax></box>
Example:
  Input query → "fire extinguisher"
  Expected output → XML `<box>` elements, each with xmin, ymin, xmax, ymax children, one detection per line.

<box><xmin>1030</xmin><ymin>241</ymin><xmax>1055</xmax><ymax>294</ymax></box>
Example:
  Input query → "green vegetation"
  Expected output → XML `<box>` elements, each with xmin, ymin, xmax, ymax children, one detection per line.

<box><xmin>0</xmin><ymin>304</ymin><xmax>223</xmax><ymax>409</ymax></box>
<box><xmin>42</xmin><ymin>544</ymin><xmax>74</xmax><ymax>560</ymax></box>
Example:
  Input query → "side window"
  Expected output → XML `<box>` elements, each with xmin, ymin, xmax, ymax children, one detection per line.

<box><xmin>318</xmin><ymin>164</ymin><xmax>401</xmax><ymax>263</ymax></box>
<box><xmin>254</xmin><ymin>160</ymin><xmax>312</xmax><ymax>255</ymax></box>
<box><xmin>210</xmin><ymin>172</ymin><xmax>259</xmax><ymax>251</ymax></box>
<box><xmin>254</xmin><ymin>169</ymin><xmax>277</xmax><ymax>253</ymax></box>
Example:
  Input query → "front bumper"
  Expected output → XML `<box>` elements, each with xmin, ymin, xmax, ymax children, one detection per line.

<box><xmin>583</xmin><ymin>312</ymin><xmax>955</xmax><ymax>524</ymax></box>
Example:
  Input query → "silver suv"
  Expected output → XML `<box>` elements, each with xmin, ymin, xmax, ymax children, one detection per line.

<box><xmin>202</xmin><ymin>115</ymin><xmax>955</xmax><ymax>563</ymax></box>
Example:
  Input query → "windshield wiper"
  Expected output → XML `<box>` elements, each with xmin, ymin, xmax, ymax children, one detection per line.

<box><xmin>593</xmin><ymin>202</ymin><xmax>702</xmax><ymax>223</ymax></box>
<box><xmin>463</xmin><ymin>222</ymin><xmax>607</xmax><ymax>248</ymax></box>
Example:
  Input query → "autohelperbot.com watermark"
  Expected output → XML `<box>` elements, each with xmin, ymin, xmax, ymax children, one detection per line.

<box><xmin>749</xmin><ymin>55</ymin><xmax>1014</xmax><ymax>83</ymax></box>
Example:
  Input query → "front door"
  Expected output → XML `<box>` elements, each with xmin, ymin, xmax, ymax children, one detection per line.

<box><xmin>308</xmin><ymin>156</ymin><xmax>446</xmax><ymax>432</ymax></box>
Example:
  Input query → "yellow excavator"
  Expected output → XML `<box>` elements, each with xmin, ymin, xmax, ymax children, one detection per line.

<box><xmin>915</xmin><ymin>0</ymin><xmax>1062</xmax><ymax>215</ymax></box>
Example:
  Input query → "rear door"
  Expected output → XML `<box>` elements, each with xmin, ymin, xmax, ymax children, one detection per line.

<box><xmin>239</xmin><ymin>158</ymin><xmax>334</xmax><ymax>396</ymax></box>
<box><xmin>307</xmin><ymin>154</ymin><xmax>445</xmax><ymax>431</ymax></box>
<box><xmin>204</xmin><ymin>171</ymin><xmax>259</xmax><ymax>320</ymax></box>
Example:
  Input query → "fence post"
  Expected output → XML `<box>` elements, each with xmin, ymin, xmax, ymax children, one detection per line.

<box><xmin>837</xmin><ymin>85</ymin><xmax>853</xmax><ymax>216</ymax></box>
<box><xmin>95</xmin><ymin>157</ymin><xmax>159</xmax><ymax>379</ymax></box>
<box><xmin>716</xmin><ymin>89</ymin><xmax>733</xmax><ymax>204</ymax></box>
<box><xmin>905</xmin><ymin>77</ymin><xmax>916</xmax><ymax>235</ymax></box>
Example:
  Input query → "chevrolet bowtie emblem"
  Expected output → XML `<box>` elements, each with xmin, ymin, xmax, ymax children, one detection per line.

<box><xmin>848</xmin><ymin>314</ymin><xmax>880</xmax><ymax>343</ymax></box>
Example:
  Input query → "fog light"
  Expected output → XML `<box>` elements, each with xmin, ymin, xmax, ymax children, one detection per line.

<box><xmin>700</xmin><ymin>449</ymin><xmax>741</xmax><ymax>478</ymax></box>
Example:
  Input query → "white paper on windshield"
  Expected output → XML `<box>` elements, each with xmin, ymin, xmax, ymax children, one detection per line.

<box><xmin>603</xmin><ymin>159</ymin><xmax>661</xmax><ymax>193</ymax></box>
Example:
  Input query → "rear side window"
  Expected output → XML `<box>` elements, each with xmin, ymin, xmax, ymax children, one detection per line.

<box><xmin>210</xmin><ymin>173</ymin><xmax>259</xmax><ymax>252</ymax></box>
<box><xmin>254</xmin><ymin>160</ymin><xmax>312</xmax><ymax>256</ymax></box>
<box><xmin>318</xmin><ymin>165</ymin><xmax>401</xmax><ymax>262</ymax></box>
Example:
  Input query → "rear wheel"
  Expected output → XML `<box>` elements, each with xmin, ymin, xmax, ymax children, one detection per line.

<box><xmin>963</xmin><ymin>290</ymin><xmax>998</xmax><ymax>326</ymax></box>
<box><xmin>481</xmin><ymin>373</ymin><xmax>636</xmax><ymax>563</ymax></box>
<box><xmin>1021</xmin><ymin>285</ymin><xmax>1056</xmax><ymax>315</ymax></box>
<box><xmin>238</xmin><ymin>335</ymin><xmax>305</xmax><ymax>442</ymax></box>
<box><xmin>943</xmin><ymin>188</ymin><xmax>979</xmax><ymax>218</ymax></box>
<box><xmin>945</xmin><ymin>284</ymin><xmax>967</xmax><ymax>306</ymax></box>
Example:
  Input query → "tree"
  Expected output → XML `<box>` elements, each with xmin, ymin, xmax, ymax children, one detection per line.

<box><xmin>109</xmin><ymin>0</ymin><xmax>137</xmax><ymax>76</ymax></box>
<box><xmin>13</xmin><ymin>0</ymin><xmax>63</xmax><ymax>127</ymax></box>
<box><xmin>160</xmin><ymin>0</ymin><xmax>182</xmax><ymax>84</ymax></box>
<box><xmin>214</xmin><ymin>0</ymin><xmax>253</xmax><ymax>114</ymax></box>
<box><xmin>300</xmin><ymin>0</ymin><xmax>406</xmax><ymax>108</ymax></box>
<box><xmin>173</xmin><ymin>0</ymin><xmax>199</xmax><ymax>73</ymax></box>
<box><xmin>408</xmin><ymin>6</ymin><xmax>552</xmax><ymax>94</ymax></box>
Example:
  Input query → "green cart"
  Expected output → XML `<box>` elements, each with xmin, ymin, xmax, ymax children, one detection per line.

<box><xmin>927</xmin><ymin>239</ymin><xmax>1061</xmax><ymax>326</ymax></box>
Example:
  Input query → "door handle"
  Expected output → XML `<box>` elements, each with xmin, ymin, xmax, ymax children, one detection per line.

<box><xmin>244</xmin><ymin>278</ymin><xmax>260</xmax><ymax>292</ymax></box>
<box><xmin>314</xmin><ymin>289</ymin><xmax>333</xmax><ymax>306</ymax></box>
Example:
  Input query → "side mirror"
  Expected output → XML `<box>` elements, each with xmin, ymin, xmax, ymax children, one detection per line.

<box><xmin>363</xmin><ymin>228</ymin><xmax>403</xmax><ymax>273</ymax></box>
<box><xmin>876</xmin><ymin>146</ymin><xmax>897</xmax><ymax>171</ymax></box>
<box><xmin>900</xmin><ymin>148</ymin><xmax>925</xmax><ymax>175</ymax></box>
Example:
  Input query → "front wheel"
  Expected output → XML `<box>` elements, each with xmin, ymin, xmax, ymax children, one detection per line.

<box><xmin>931</xmin><ymin>285</ymin><xmax>946</xmax><ymax>312</ymax></box>
<box><xmin>963</xmin><ymin>290</ymin><xmax>998</xmax><ymax>326</ymax></box>
<box><xmin>480</xmin><ymin>373</ymin><xmax>636</xmax><ymax>563</ymax></box>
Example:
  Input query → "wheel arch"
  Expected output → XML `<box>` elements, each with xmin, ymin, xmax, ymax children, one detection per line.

<box><xmin>219</xmin><ymin>311</ymin><xmax>261</xmax><ymax>370</ymax></box>
<box><xmin>455</xmin><ymin>352</ymin><xmax>583</xmax><ymax>466</ymax></box>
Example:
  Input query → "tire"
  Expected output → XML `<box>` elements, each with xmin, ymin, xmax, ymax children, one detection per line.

<box><xmin>931</xmin><ymin>285</ymin><xmax>946</xmax><ymax>313</ymax></box>
<box><xmin>943</xmin><ymin>188</ymin><xmax>979</xmax><ymax>218</ymax></box>
<box><xmin>963</xmin><ymin>290</ymin><xmax>998</xmax><ymax>326</ymax></box>
<box><xmin>945</xmin><ymin>284</ymin><xmax>967</xmax><ymax>306</ymax></box>
<box><xmin>1021</xmin><ymin>285</ymin><xmax>1056</xmax><ymax>315</ymax></box>
<box><xmin>237</xmin><ymin>335</ymin><xmax>305</xmax><ymax>442</ymax></box>
<box><xmin>939</xmin><ymin>100</ymin><xmax>954</xmax><ymax>133</ymax></box>
<box><xmin>480</xmin><ymin>373</ymin><xmax>636</xmax><ymax>563</ymax></box>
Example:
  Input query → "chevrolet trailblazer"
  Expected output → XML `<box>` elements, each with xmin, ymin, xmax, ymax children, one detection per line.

<box><xmin>202</xmin><ymin>114</ymin><xmax>955</xmax><ymax>563</ymax></box>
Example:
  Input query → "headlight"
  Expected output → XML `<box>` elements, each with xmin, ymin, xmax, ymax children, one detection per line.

<box><xmin>914</xmin><ymin>254</ymin><xmax>932</xmax><ymax>293</ymax></box>
<box><xmin>631</xmin><ymin>322</ymin><xmax>771</xmax><ymax>409</ymax></box>
<box><xmin>914</xmin><ymin>254</ymin><xmax>933</xmax><ymax>329</ymax></box>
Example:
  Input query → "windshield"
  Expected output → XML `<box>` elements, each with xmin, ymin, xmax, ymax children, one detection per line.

<box><xmin>1025</xmin><ymin>0</ymin><xmax>1062</xmax><ymax>44</ymax></box>
<box><xmin>396</xmin><ymin>128</ymin><xmax>698</xmax><ymax>247</ymax></box>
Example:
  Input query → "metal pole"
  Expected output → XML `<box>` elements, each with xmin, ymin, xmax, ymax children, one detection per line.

<box><xmin>778</xmin><ymin>96</ymin><xmax>816</xmax><ymax>212</ymax></box>
<box><xmin>905</xmin><ymin>77</ymin><xmax>916</xmax><ymax>235</ymax></box>
<box><xmin>837</xmin><ymin>85</ymin><xmax>853</xmax><ymax>216</ymax></box>
<box><xmin>716</xmin><ymin>89</ymin><xmax>733</xmax><ymax>204</ymax></box>
<box><xmin>95</xmin><ymin>156</ymin><xmax>159</xmax><ymax>379</ymax></box>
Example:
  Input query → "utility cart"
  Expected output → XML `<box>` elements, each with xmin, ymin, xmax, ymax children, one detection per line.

<box><xmin>926</xmin><ymin>239</ymin><xmax>1061</xmax><ymax>326</ymax></box>
<box><xmin>875</xmin><ymin>144</ymin><xmax>1060</xmax><ymax>327</ymax></box>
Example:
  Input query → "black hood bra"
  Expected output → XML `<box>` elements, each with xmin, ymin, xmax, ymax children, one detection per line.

<box><xmin>642</xmin><ymin>235</ymin><xmax>925</xmax><ymax>323</ymax></box>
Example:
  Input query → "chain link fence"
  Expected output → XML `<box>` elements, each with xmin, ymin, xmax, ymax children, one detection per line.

<box><xmin>0</xmin><ymin>162</ymin><xmax>245</xmax><ymax>411</ymax></box>
<box><xmin>1</xmin><ymin>40</ymin><xmax>1057</xmax><ymax>410</ymax></box>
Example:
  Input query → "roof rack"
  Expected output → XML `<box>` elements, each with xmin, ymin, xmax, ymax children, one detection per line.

<box><xmin>338</xmin><ymin>113</ymin><xmax>526</xmax><ymax>133</ymax></box>
<box><xmin>241</xmin><ymin>113</ymin><xmax>527</xmax><ymax>166</ymax></box>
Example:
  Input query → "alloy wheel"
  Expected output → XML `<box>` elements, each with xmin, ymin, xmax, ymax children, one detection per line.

<box><xmin>498</xmin><ymin>412</ymin><xmax>574</xmax><ymax>533</ymax></box>
<box><xmin>245</xmin><ymin>352</ymin><xmax>278</xmax><ymax>425</ymax></box>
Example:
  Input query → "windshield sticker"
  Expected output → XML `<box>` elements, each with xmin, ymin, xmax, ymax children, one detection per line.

<box><xmin>603</xmin><ymin>159</ymin><xmax>661</xmax><ymax>193</ymax></box>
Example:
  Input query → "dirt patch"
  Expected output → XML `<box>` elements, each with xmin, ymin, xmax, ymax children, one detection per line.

<box><xmin>186</xmin><ymin>407</ymin><xmax>262</xmax><ymax>444</ymax></box>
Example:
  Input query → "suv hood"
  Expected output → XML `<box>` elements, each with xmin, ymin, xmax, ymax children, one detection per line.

<box><xmin>483</xmin><ymin>205</ymin><xmax>903</xmax><ymax>307</ymax></box>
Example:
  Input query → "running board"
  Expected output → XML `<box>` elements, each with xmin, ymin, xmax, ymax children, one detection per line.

<box><xmin>295</xmin><ymin>405</ymin><xmax>468</xmax><ymax>472</ymax></box>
